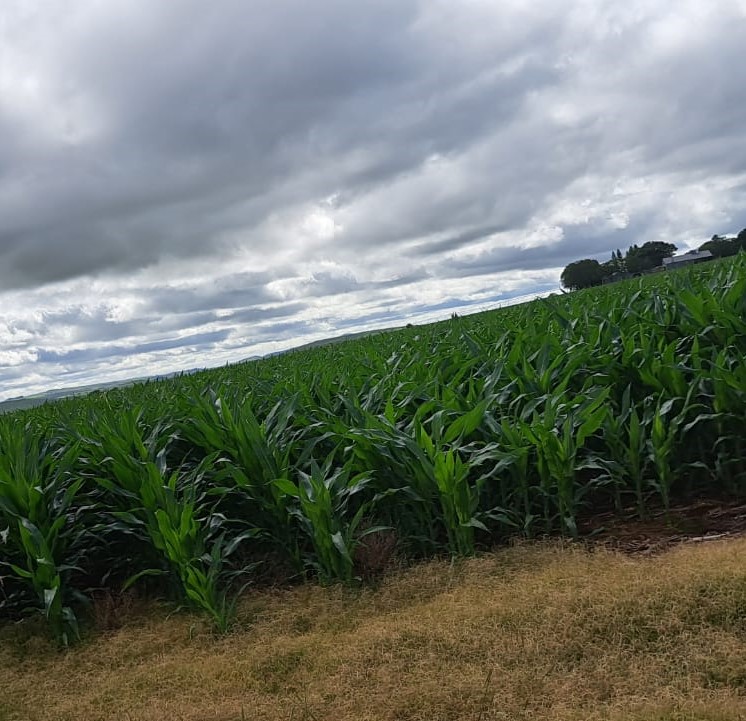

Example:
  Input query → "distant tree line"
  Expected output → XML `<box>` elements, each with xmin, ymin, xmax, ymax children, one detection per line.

<box><xmin>699</xmin><ymin>231</ymin><xmax>746</xmax><ymax>259</ymax></box>
<box><xmin>561</xmin><ymin>241</ymin><xmax>677</xmax><ymax>291</ymax></box>
<box><xmin>561</xmin><ymin>228</ymin><xmax>746</xmax><ymax>290</ymax></box>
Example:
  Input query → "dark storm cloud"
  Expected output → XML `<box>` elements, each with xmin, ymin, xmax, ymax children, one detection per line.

<box><xmin>3</xmin><ymin>0</ymin><xmax>746</xmax><ymax>399</ymax></box>
<box><xmin>34</xmin><ymin>298</ymin><xmax>308</xmax><ymax>346</ymax></box>
<box><xmin>0</xmin><ymin>0</ymin><xmax>424</xmax><ymax>286</ymax></box>
<box><xmin>249</xmin><ymin>320</ymin><xmax>313</xmax><ymax>340</ymax></box>
<box><xmin>3</xmin><ymin>2</ymin><xmax>742</xmax><ymax>290</ymax></box>
<box><xmin>0</xmin><ymin>0</ymin><xmax>575</xmax><ymax>288</ymax></box>
<box><xmin>300</xmin><ymin>271</ymin><xmax>360</xmax><ymax>297</ymax></box>
<box><xmin>368</xmin><ymin>269</ymin><xmax>431</xmax><ymax>289</ymax></box>
<box><xmin>291</xmin><ymin>267</ymin><xmax>432</xmax><ymax>297</ymax></box>
<box><xmin>610</xmin><ymin>28</ymin><xmax>746</xmax><ymax>179</ymax></box>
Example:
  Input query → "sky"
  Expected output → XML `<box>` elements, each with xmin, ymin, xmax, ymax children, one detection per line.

<box><xmin>2</xmin><ymin>0</ymin><xmax>746</xmax><ymax>400</ymax></box>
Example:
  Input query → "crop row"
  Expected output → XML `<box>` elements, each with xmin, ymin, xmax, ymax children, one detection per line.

<box><xmin>1</xmin><ymin>257</ymin><xmax>746</xmax><ymax>643</ymax></box>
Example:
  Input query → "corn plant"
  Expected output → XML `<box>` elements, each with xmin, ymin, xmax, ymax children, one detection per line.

<box><xmin>704</xmin><ymin>348</ymin><xmax>746</xmax><ymax>492</ymax></box>
<box><xmin>521</xmin><ymin>389</ymin><xmax>608</xmax><ymax>537</ymax></box>
<box><xmin>473</xmin><ymin>418</ymin><xmax>535</xmax><ymax>537</ymax></box>
<box><xmin>412</xmin><ymin>415</ymin><xmax>487</xmax><ymax>556</ymax></box>
<box><xmin>600</xmin><ymin>386</ymin><xmax>651</xmax><ymax>518</ymax></box>
<box><xmin>274</xmin><ymin>454</ymin><xmax>388</xmax><ymax>583</ymax></box>
<box><xmin>81</xmin><ymin>411</ymin><xmax>251</xmax><ymax>632</ymax></box>
<box><xmin>0</xmin><ymin>423</ymin><xmax>83</xmax><ymax>645</ymax></box>
<box><xmin>180</xmin><ymin>390</ymin><xmax>303</xmax><ymax>568</ymax></box>
<box><xmin>647</xmin><ymin>389</ymin><xmax>700</xmax><ymax>514</ymax></box>
<box><xmin>2</xmin><ymin>254</ymin><xmax>746</xmax><ymax>637</ymax></box>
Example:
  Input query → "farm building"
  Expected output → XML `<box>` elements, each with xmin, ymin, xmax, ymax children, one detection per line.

<box><xmin>602</xmin><ymin>271</ymin><xmax>632</xmax><ymax>284</ymax></box>
<box><xmin>662</xmin><ymin>250</ymin><xmax>714</xmax><ymax>269</ymax></box>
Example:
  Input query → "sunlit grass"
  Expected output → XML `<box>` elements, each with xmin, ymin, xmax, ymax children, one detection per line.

<box><xmin>3</xmin><ymin>538</ymin><xmax>746</xmax><ymax>720</ymax></box>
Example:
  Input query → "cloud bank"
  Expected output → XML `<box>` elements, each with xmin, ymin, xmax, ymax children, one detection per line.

<box><xmin>2</xmin><ymin>0</ymin><xmax>746</xmax><ymax>398</ymax></box>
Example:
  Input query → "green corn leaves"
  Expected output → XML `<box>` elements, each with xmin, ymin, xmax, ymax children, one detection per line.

<box><xmin>275</xmin><ymin>455</ymin><xmax>381</xmax><ymax>583</ymax></box>
<box><xmin>0</xmin><ymin>424</ymin><xmax>82</xmax><ymax>645</ymax></box>
<box><xmin>2</xmin><ymin>255</ymin><xmax>746</xmax><ymax>641</ymax></box>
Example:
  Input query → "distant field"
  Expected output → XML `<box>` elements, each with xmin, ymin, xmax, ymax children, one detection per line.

<box><xmin>1</xmin><ymin>255</ymin><xmax>745</xmax><ymax>643</ymax></box>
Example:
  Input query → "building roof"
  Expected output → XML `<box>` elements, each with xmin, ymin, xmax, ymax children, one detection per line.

<box><xmin>662</xmin><ymin>250</ymin><xmax>713</xmax><ymax>266</ymax></box>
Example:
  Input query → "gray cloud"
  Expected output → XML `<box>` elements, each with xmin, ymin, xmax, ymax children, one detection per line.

<box><xmin>0</xmin><ymin>0</ymin><xmax>424</xmax><ymax>287</ymax></box>
<box><xmin>1</xmin><ymin>0</ymin><xmax>746</xmax><ymax>398</ymax></box>
<box><xmin>143</xmin><ymin>272</ymin><xmax>279</xmax><ymax>315</ymax></box>
<box><xmin>224</xmin><ymin>302</ymin><xmax>309</xmax><ymax>326</ymax></box>
<box><xmin>443</xmin><ymin>216</ymin><xmax>656</xmax><ymax>279</ymax></box>
<box><xmin>409</xmin><ymin>225</ymin><xmax>511</xmax><ymax>257</ymax></box>
<box><xmin>37</xmin><ymin>329</ymin><xmax>232</xmax><ymax>364</ymax></box>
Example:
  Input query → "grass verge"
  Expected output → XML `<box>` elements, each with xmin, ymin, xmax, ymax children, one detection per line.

<box><xmin>2</xmin><ymin>538</ymin><xmax>746</xmax><ymax>720</ymax></box>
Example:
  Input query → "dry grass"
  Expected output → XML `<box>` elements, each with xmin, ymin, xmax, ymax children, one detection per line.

<box><xmin>3</xmin><ymin>538</ymin><xmax>746</xmax><ymax>721</ymax></box>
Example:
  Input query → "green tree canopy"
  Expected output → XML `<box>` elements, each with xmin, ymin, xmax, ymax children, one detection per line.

<box><xmin>626</xmin><ymin>241</ymin><xmax>677</xmax><ymax>274</ymax></box>
<box><xmin>699</xmin><ymin>235</ymin><xmax>740</xmax><ymax>258</ymax></box>
<box><xmin>561</xmin><ymin>259</ymin><xmax>606</xmax><ymax>290</ymax></box>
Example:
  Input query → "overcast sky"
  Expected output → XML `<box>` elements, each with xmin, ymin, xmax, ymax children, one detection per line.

<box><xmin>2</xmin><ymin>0</ymin><xmax>746</xmax><ymax>399</ymax></box>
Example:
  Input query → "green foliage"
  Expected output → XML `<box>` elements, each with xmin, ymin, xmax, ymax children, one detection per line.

<box><xmin>0</xmin><ymin>424</ymin><xmax>82</xmax><ymax>645</ymax></box>
<box><xmin>603</xmin><ymin>248</ymin><xmax>627</xmax><ymax>275</ymax></box>
<box><xmin>179</xmin><ymin>390</ymin><xmax>303</xmax><ymax>569</ymax></box>
<box><xmin>560</xmin><ymin>258</ymin><xmax>606</xmax><ymax>290</ymax></box>
<box><xmin>77</xmin><ymin>410</ymin><xmax>252</xmax><ymax>633</ymax></box>
<box><xmin>625</xmin><ymin>241</ymin><xmax>677</xmax><ymax>274</ymax></box>
<box><xmin>562</xmin><ymin>242</ymin><xmax>678</xmax><ymax>288</ymax></box>
<box><xmin>2</xmin><ymin>255</ymin><xmax>746</xmax><ymax>641</ymax></box>
<box><xmin>699</xmin><ymin>234</ymin><xmax>742</xmax><ymax>258</ymax></box>
<box><xmin>275</xmin><ymin>455</ymin><xmax>382</xmax><ymax>583</ymax></box>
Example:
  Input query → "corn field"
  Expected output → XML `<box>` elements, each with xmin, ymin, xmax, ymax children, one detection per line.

<box><xmin>2</xmin><ymin>257</ymin><xmax>746</xmax><ymax>643</ymax></box>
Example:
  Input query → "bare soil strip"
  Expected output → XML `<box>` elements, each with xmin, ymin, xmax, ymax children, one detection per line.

<box><xmin>581</xmin><ymin>500</ymin><xmax>746</xmax><ymax>554</ymax></box>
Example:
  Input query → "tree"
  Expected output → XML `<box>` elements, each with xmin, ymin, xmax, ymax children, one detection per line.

<box><xmin>699</xmin><ymin>235</ymin><xmax>739</xmax><ymax>258</ymax></box>
<box><xmin>602</xmin><ymin>250</ymin><xmax>626</xmax><ymax>277</ymax></box>
<box><xmin>626</xmin><ymin>241</ymin><xmax>677</xmax><ymax>274</ymax></box>
<box><xmin>736</xmin><ymin>228</ymin><xmax>746</xmax><ymax>252</ymax></box>
<box><xmin>561</xmin><ymin>259</ymin><xmax>606</xmax><ymax>290</ymax></box>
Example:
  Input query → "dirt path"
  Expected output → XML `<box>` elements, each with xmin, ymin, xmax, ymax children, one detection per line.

<box><xmin>580</xmin><ymin>500</ymin><xmax>746</xmax><ymax>554</ymax></box>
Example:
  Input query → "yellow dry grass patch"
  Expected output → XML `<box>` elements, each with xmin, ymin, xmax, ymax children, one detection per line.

<box><xmin>3</xmin><ymin>539</ymin><xmax>746</xmax><ymax>721</ymax></box>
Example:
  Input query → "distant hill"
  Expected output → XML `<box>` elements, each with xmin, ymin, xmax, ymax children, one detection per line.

<box><xmin>268</xmin><ymin>328</ymin><xmax>382</xmax><ymax>355</ymax></box>
<box><xmin>0</xmin><ymin>333</ymin><xmax>381</xmax><ymax>414</ymax></box>
<box><xmin>0</xmin><ymin>378</ymin><xmax>152</xmax><ymax>414</ymax></box>
<box><xmin>0</xmin><ymin>368</ymin><xmax>215</xmax><ymax>415</ymax></box>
